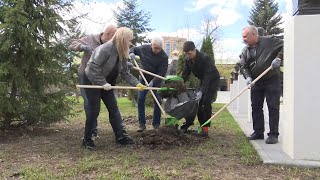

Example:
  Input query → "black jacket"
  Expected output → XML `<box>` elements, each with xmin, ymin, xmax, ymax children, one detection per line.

<box><xmin>130</xmin><ymin>45</ymin><xmax>168</xmax><ymax>86</ymax></box>
<box><xmin>239</xmin><ymin>36</ymin><xmax>283</xmax><ymax>81</ymax></box>
<box><xmin>182</xmin><ymin>50</ymin><xmax>220</xmax><ymax>94</ymax></box>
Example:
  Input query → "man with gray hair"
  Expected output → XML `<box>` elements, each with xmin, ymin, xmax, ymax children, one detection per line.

<box><xmin>68</xmin><ymin>24</ymin><xmax>117</xmax><ymax>139</ymax></box>
<box><xmin>239</xmin><ymin>25</ymin><xmax>283</xmax><ymax>144</ymax></box>
<box><xmin>129</xmin><ymin>36</ymin><xmax>168</xmax><ymax>132</ymax></box>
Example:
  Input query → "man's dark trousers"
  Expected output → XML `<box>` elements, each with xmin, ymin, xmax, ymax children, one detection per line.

<box><xmin>250</xmin><ymin>74</ymin><xmax>281</xmax><ymax>137</ymax></box>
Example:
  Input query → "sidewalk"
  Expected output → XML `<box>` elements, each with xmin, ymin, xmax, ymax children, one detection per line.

<box><xmin>227</xmin><ymin>105</ymin><xmax>320</xmax><ymax>168</ymax></box>
<box><xmin>216</xmin><ymin>91</ymin><xmax>320</xmax><ymax>168</ymax></box>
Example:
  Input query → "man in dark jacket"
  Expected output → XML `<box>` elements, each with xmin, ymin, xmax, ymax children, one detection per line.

<box><xmin>68</xmin><ymin>24</ymin><xmax>117</xmax><ymax>139</ymax></box>
<box><xmin>239</xmin><ymin>25</ymin><xmax>283</xmax><ymax>144</ymax></box>
<box><xmin>129</xmin><ymin>36</ymin><xmax>168</xmax><ymax>132</ymax></box>
<box><xmin>180</xmin><ymin>41</ymin><xmax>220</xmax><ymax>137</ymax></box>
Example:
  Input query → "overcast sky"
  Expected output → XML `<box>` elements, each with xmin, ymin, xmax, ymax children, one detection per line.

<box><xmin>68</xmin><ymin>0</ymin><xmax>293</xmax><ymax>61</ymax></box>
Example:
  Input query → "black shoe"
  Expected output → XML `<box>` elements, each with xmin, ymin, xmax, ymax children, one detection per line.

<box><xmin>249</xmin><ymin>132</ymin><xmax>264</xmax><ymax>140</ymax></box>
<box><xmin>180</xmin><ymin>123</ymin><xmax>192</xmax><ymax>133</ymax></box>
<box><xmin>265</xmin><ymin>136</ymin><xmax>278</xmax><ymax>144</ymax></box>
<box><xmin>116</xmin><ymin>136</ymin><xmax>134</xmax><ymax>145</ymax></box>
<box><xmin>137</xmin><ymin>124</ymin><xmax>146</xmax><ymax>132</ymax></box>
<box><xmin>82</xmin><ymin>139</ymin><xmax>96</xmax><ymax>150</ymax></box>
<box><xmin>198</xmin><ymin>131</ymin><xmax>209</xmax><ymax>138</ymax></box>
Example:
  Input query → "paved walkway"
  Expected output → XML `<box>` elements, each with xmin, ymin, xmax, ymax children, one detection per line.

<box><xmin>217</xmin><ymin>91</ymin><xmax>320</xmax><ymax>168</ymax></box>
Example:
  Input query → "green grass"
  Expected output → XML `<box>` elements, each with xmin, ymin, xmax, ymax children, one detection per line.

<box><xmin>212</xmin><ymin>104</ymin><xmax>261</xmax><ymax>165</ymax></box>
<box><xmin>3</xmin><ymin>97</ymin><xmax>320</xmax><ymax>179</ymax></box>
<box><xmin>20</xmin><ymin>166</ymin><xmax>60</xmax><ymax>180</ymax></box>
<box><xmin>143</xmin><ymin>167</ymin><xmax>161</xmax><ymax>180</ymax></box>
<box><xmin>69</xmin><ymin>96</ymin><xmax>154</xmax><ymax>123</ymax></box>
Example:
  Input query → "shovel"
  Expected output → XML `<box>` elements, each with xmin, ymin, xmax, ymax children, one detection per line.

<box><xmin>131</xmin><ymin>59</ymin><xmax>179</xmax><ymax>126</ymax></box>
<box><xmin>197</xmin><ymin>66</ymin><xmax>272</xmax><ymax>133</ymax></box>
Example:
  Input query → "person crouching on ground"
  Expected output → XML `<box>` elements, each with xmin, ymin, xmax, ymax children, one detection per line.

<box><xmin>82</xmin><ymin>27</ymin><xmax>146</xmax><ymax>150</ymax></box>
<box><xmin>180</xmin><ymin>41</ymin><xmax>220</xmax><ymax>137</ymax></box>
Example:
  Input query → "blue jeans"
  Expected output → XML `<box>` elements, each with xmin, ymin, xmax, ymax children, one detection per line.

<box><xmin>137</xmin><ymin>88</ymin><xmax>162</xmax><ymax>127</ymax></box>
<box><xmin>83</xmin><ymin>74</ymin><xmax>125</xmax><ymax>140</ymax></box>
<box><xmin>80</xmin><ymin>74</ymin><xmax>97</xmax><ymax>134</ymax></box>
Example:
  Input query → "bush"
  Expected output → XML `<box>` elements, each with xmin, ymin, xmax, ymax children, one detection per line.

<box><xmin>0</xmin><ymin>0</ymin><xmax>76</xmax><ymax>129</ymax></box>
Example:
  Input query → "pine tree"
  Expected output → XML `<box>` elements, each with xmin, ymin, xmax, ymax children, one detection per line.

<box><xmin>113</xmin><ymin>0</ymin><xmax>153</xmax><ymax>106</ymax></box>
<box><xmin>63</xmin><ymin>25</ymin><xmax>83</xmax><ymax>103</ymax></box>
<box><xmin>200</xmin><ymin>36</ymin><xmax>214</xmax><ymax>61</ymax></box>
<box><xmin>200</xmin><ymin>36</ymin><xmax>217</xmax><ymax>101</ymax></box>
<box><xmin>0</xmin><ymin>0</ymin><xmax>76</xmax><ymax>129</ymax></box>
<box><xmin>113</xmin><ymin>0</ymin><xmax>153</xmax><ymax>45</ymax></box>
<box><xmin>248</xmin><ymin>0</ymin><xmax>283</xmax><ymax>35</ymax></box>
<box><xmin>176</xmin><ymin>54</ymin><xmax>199</xmax><ymax>89</ymax></box>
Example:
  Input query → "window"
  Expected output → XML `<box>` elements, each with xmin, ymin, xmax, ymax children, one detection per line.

<box><xmin>172</xmin><ymin>43</ymin><xmax>176</xmax><ymax>50</ymax></box>
<box><xmin>165</xmin><ymin>43</ymin><xmax>170</xmax><ymax>56</ymax></box>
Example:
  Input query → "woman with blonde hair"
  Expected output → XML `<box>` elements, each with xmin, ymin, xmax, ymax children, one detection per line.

<box><xmin>82</xmin><ymin>27</ymin><xmax>146</xmax><ymax>149</ymax></box>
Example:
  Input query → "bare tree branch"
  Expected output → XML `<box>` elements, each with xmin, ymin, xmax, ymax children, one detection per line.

<box><xmin>199</xmin><ymin>15</ymin><xmax>220</xmax><ymax>44</ymax></box>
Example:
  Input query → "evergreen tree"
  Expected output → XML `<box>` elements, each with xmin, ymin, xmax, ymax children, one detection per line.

<box><xmin>0</xmin><ymin>0</ymin><xmax>76</xmax><ymax>129</ymax></box>
<box><xmin>176</xmin><ymin>54</ymin><xmax>199</xmax><ymax>89</ymax></box>
<box><xmin>248</xmin><ymin>0</ymin><xmax>283</xmax><ymax>35</ymax></box>
<box><xmin>114</xmin><ymin>0</ymin><xmax>153</xmax><ymax>106</ymax></box>
<box><xmin>64</xmin><ymin>25</ymin><xmax>83</xmax><ymax>103</ymax></box>
<box><xmin>113</xmin><ymin>0</ymin><xmax>153</xmax><ymax>45</ymax></box>
<box><xmin>200</xmin><ymin>36</ymin><xmax>214</xmax><ymax>61</ymax></box>
<box><xmin>200</xmin><ymin>36</ymin><xmax>217</xmax><ymax>101</ymax></box>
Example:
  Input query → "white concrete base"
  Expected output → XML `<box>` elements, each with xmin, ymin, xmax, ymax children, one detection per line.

<box><xmin>282</xmin><ymin>14</ymin><xmax>320</xmax><ymax>161</ymax></box>
<box><xmin>230</xmin><ymin>80</ymin><xmax>239</xmax><ymax>110</ymax></box>
<box><xmin>248</xmin><ymin>90</ymin><xmax>252</xmax><ymax>123</ymax></box>
<box><xmin>247</xmin><ymin>93</ymin><xmax>269</xmax><ymax>124</ymax></box>
<box><xmin>229</xmin><ymin>84</ymin><xmax>235</xmax><ymax>110</ymax></box>
<box><xmin>236</xmin><ymin>76</ymin><xmax>249</xmax><ymax>115</ymax></box>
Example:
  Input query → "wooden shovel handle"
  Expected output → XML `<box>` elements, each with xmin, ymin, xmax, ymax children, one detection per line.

<box><xmin>200</xmin><ymin>66</ymin><xmax>272</xmax><ymax>128</ymax></box>
<box><xmin>76</xmin><ymin>85</ymin><xmax>160</xmax><ymax>90</ymax></box>
<box><xmin>132</xmin><ymin>67</ymin><xmax>165</xmax><ymax>80</ymax></box>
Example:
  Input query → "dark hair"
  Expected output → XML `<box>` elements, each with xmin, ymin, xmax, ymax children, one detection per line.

<box><xmin>183</xmin><ymin>41</ymin><xmax>195</xmax><ymax>52</ymax></box>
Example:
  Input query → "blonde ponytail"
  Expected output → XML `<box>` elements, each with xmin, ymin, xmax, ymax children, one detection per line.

<box><xmin>111</xmin><ymin>27</ymin><xmax>133</xmax><ymax>61</ymax></box>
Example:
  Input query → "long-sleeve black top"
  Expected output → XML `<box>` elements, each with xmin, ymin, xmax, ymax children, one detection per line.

<box><xmin>239</xmin><ymin>36</ymin><xmax>283</xmax><ymax>81</ymax></box>
<box><xmin>182</xmin><ymin>50</ymin><xmax>220</xmax><ymax>94</ymax></box>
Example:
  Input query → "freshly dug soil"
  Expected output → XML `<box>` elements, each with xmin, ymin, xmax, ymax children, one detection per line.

<box><xmin>133</xmin><ymin>126</ymin><xmax>205</xmax><ymax>149</ymax></box>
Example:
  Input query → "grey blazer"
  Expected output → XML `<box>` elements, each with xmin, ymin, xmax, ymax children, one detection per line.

<box><xmin>85</xmin><ymin>41</ymin><xmax>139</xmax><ymax>86</ymax></box>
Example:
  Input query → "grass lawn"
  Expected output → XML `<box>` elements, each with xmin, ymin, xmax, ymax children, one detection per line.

<box><xmin>0</xmin><ymin>97</ymin><xmax>319</xmax><ymax>179</ymax></box>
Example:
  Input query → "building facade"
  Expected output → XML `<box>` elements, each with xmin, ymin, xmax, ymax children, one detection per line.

<box><xmin>162</xmin><ymin>36</ymin><xmax>187</xmax><ymax>59</ymax></box>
